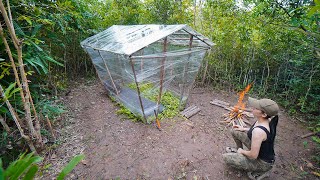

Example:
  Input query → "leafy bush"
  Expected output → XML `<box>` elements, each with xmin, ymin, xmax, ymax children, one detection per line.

<box><xmin>0</xmin><ymin>152</ymin><xmax>84</xmax><ymax>180</ymax></box>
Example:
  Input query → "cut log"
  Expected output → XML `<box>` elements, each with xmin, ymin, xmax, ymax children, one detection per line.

<box><xmin>210</xmin><ymin>100</ymin><xmax>229</xmax><ymax>109</ymax></box>
<box><xmin>212</xmin><ymin>99</ymin><xmax>230</xmax><ymax>106</ymax></box>
<box><xmin>185</xmin><ymin>107</ymin><xmax>201</xmax><ymax>118</ymax></box>
<box><xmin>180</xmin><ymin>105</ymin><xmax>201</xmax><ymax>118</ymax></box>
<box><xmin>180</xmin><ymin>105</ymin><xmax>197</xmax><ymax>116</ymax></box>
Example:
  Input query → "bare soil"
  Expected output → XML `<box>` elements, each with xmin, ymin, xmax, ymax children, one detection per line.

<box><xmin>42</xmin><ymin>79</ymin><xmax>318</xmax><ymax>180</ymax></box>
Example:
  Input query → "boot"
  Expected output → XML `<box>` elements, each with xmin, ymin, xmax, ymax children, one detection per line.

<box><xmin>247</xmin><ymin>170</ymin><xmax>271</xmax><ymax>180</ymax></box>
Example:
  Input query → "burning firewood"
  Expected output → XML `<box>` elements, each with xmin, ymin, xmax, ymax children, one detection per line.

<box><xmin>221</xmin><ymin>83</ymin><xmax>253</xmax><ymax>128</ymax></box>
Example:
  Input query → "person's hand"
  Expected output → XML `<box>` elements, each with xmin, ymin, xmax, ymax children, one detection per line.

<box><xmin>232</xmin><ymin>125</ymin><xmax>245</xmax><ymax>131</ymax></box>
<box><xmin>237</xmin><ymin>148</ymin><xmax>243</xmax><ymax>154</ymax></box>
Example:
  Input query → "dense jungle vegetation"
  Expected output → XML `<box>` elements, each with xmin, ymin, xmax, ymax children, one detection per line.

<box><xmin>0</xmin><ymin>0</ymin><xmax>319</xmax><ymax>173</ymax></box>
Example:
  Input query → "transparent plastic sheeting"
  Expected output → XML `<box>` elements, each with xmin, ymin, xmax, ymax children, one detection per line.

<box><xmin>81</xmin><ymin>25</ymin><xmax>214</xmax><ymax>121</ymax></box>
<box><xmin>80</xmin><ymin>24</ymin><xmax>214</xmax><ymax>56</ymax></box>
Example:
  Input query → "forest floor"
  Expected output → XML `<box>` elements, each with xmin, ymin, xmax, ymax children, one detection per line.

<box><xmin>42</xmin><ymin>79</ymin><xmax>318</xmax><ymax>180</ymax></box>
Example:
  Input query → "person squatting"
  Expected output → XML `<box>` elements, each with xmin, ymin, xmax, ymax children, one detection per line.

<box><xmin>223</xmin><ymin>97</ymin><xmax>279</xmax><ymax>180</ymax></box>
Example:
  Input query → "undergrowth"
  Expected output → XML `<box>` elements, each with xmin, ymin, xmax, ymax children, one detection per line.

<box><xmin>116</xmin><ymin>82</ymin><xmax>180</xmax><ymax>123</ymax></box>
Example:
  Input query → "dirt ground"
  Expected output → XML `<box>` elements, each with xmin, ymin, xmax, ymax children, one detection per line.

<box><xmin>42</xmin><ymin>79</ymin><xmax>318</xmax><ymax>180</ymax></box>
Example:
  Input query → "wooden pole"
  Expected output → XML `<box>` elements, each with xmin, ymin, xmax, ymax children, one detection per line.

<box><xmin>130</xmin><ymin>48</ymin><xmax>207</xmax><ymax>59</ymax></box>
<box><xmin>46</xmin><ymin>116</ymin><xmax>56</xmax><ymax>140</ymax></box>
<box><xmin>156</xmin><ymin>37</ymin><xmax>167</xmax><ymax>113</ymax></box>
<box><xmin>98</xmin><ymin>51</ymin><xmax>119</xmax><ymax>95</ymax></box>
<box><xmin>182</xmin><ymin>29</ymin><xmax>211</xmax><ymax>47</ymax></box>
<box><xmin>201</xmin><ymin>50</ymin><xmax>211</xmax><ymax>85</ymax></box>
<box><xmin>179</xmin><ymin>35</ymin><xmax>193</xmax><ymax>109</ymax></box>
<box><xmin>130</xmin><ymin>57</ymin><xmax>147</xmax><ymax>122</ymax></box>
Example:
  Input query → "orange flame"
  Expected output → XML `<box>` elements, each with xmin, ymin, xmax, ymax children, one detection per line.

<box><xmin>233</xmin><ymin>83</ymin><xmax>252</xmax><ymax>113</ymax></box>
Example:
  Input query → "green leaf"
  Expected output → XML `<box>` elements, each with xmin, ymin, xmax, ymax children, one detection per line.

<box><xmin>18</xmin><ymin>15</ymin><xmax>32</xmax><ymax>25</ymax></box>
<box><xmin>9</xmin><ymin>87</ymin><xmax>21</xmax><ymax>99</ymax></box>
<box><xmin>13</xmin><ymin>21</ymin><xmax>26</xmax><ymax>36</ymax></box>
<box><xmin>25</xmin><ymin>58</ymin><xmax>40</xmax><ymax>74</ymax></box>
<box><xmin>4</xmin><ymin>152</ymin><xmax>42</xmax><ymax>179</ymax></box>
<box><xmin>11</xmin><ymin>155</ymin><xmax>42</xmax><ymax>179</ymax></box>
<box><xmin>25</xmin><ymin>57</ymin><xmax>48</xmax><ymax>74</ymax></box>
<box><xmin>0</xmin><ymin>159</ymin><xmax>4</xmax><ymax>180</ymax></box>
<box><xmin>22</xmin><ymin>165</ymin><xmax>38</xmax><ymax>180</ymax></box>
<box><xmin>0</xmin><ymin>168</ymin><xmax>4</xmax><ymax>180</ymax></box>
<box><xmin>312</xmin><ymin>136</ymin><xmax>320</xmax><ymax>144</ymax></box>
<box><xmin>30</xmin><ymin>41</ymin><xmax>44</xmax><ymax>52</ymax></box>
<box><xmin>4</xmin><ymin>152</ymin><xmax>26</xmax><ymax>177</ymax></box>
<box><xmin>44</xmin><ymin>56</ymin><xmax>64</xmax><ymax>67</ymax></box>
<box><xmin>31</xmin><ymin>24</ymin><xmax>43</xmax><ymax>37</ymax></box>
<box><xmin>57</xmin><ymin>154</ymin><xmax>85</xmax><ymax>180</ymax></box>
<box><xmin>3</xmin><ymin>83</ymin><xmax>17</xmax><ymax>100</ymax></box>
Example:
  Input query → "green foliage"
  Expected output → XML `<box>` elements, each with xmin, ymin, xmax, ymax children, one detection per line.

<box><xmin>201</xmin><ymin>0</ymin><xmax>320</xmax><ymax>120</ymax></box>
<box><xmin>199</xmin><ymin>2</ymin><xmax>320</xmax><ymax>169</ymax></box>
<box><xmin>312</xmin><ymin>136</ymin><xmax>320</xmax><ymax>144</ymax></box>
<box><xmin>157</xmin><ymin>91</ymin><xmax>180</xmax><ymax>119</ymax></box>
<box><xmin>57</xmin><ymin>154</ymin><xmax>85</xmax><ymax>180</ymax></box>
<box><xmin>116</xmin><ymin>82</ymin><xmax>180</xmax><ymax>123</ymax></box>
<box><xmin>1</xmin><ymin>83</ymin><xmax>21</xmax><ymax>102</ymax></box>
<box><xmin>36</xmin><ymin>98</ymin><xmax>65</xmax><ymax>120</ymax></box>
<box><xmin>141</xmin><ymin>0</ymin><xmax>193</xmax><ymax>24</ymax></box>
<box><xmin>0</xmin><ymin>61</ymin><xmax>11</xmax><ymax>80</ymax></box>
<box><xmin>0</xmin><ymin>152</ymin><xmax>84</xmax><ymax>180</ymax></box>
<box><xmin>116</xmin><ymin>103</ymin><xmax>142</xmax><ymax>122</ymax></box>
<box><xmin>2</xmin><ymin>152</ymin><xmax>42</xmax><ymax>179</ymax></box>
<box><xmin>1</xmin><ymin>0</ymin><xmax>319</xmax><ymax>172</ymax></box>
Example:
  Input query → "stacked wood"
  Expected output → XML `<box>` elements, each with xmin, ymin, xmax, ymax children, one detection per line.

<box><xmin>180</xmin><ymin>105</ymin><xmax>201</xmax><ymax>118</ymax></box>
<box><xmin>222</xmin><ymin>111</ymin><xmax>248</xmax><ymax>127</ymax></box>
<box><xmin>210</xmin><ymin>99</ymin><xmax>253</xmax><ymax>127</ymax></box>
<box><xmin>210</xmin><ymin>99</ymin><xmax>253</xmax><ymax>118</ymax></box>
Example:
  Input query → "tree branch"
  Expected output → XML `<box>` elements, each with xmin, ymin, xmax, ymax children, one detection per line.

<box><xmin>0</xmin><ymin>115</ymin><xmax>10</xmax><ymax>132</ymax></box>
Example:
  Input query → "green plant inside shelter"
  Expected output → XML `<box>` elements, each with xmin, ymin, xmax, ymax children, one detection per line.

<box><xmin>116</xmin><ymin>82</ymin><xmax>180</xmax><ymax>123</ymax></box>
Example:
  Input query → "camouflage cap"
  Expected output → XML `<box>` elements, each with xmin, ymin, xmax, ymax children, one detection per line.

<box><xmin>248</xmin><ymin>97</ymin><xmax>279</xmax><ymax>116</ymax></box>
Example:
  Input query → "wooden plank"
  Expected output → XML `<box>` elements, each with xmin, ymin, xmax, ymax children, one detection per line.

<box><xmin>185</xmin><ymin>107</ymin><xmax>201</xmax><ymax>118</ymax></box>
<box><xmin>210</xmin><ymin>101</ymin><xmax>227</xmax><ymax>108</ymax></box>
<box><xmin>180</xmin><ymin>105</ymin><xmax>201</xmax><ymax>118</ymax></box>
<box><xmin>180</xmin><ymin>105</ymin><xmax>197</xmax><ymax>116</ymax></box>
<box><xmin>212</xmin><ymin>99</ymin><xmax>230</xmax><ymax>106</ymax></box>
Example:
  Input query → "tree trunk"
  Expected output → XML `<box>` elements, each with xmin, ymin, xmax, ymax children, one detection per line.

<box><xmin>0</xmin><ymin>85</ymin><xmax>37</xmax><ymax>153</ymax></box>
<box><xmin>0</xmin><ymin>0</ymin><xmax>42</xmax><ymax>146</ymax></box>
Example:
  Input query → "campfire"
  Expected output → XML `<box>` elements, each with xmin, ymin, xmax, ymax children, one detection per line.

<box><xmin>210</xmin><ymin>84</ymin><xmax>253</xmax><ymax>128</ymax></box>
<box><xmin>222</xmin><ymin>84</ymin><xmax>252</xmax><ymax>127</ymax></box>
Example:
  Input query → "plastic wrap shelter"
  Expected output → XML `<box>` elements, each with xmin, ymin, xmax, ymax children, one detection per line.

<box><xmin>81</xmin><ymin>24</ymin><xmax>214</xmax><ymax>122</ymax></box>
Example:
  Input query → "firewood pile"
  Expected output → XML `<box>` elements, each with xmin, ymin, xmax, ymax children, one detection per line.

<box><xmin>210</xmin><ymin>83</ymin><xmax>254</xmax><ymax>128</ymax></box>
<box><xmin>180</xmin><ymin>105</ymin><xmax>201</xmax><ymax>118</ymax></box>
<box><xmin>210</xmin><ymin>99</ymin><xmax>253</xmax><ymax>127</ymax></box>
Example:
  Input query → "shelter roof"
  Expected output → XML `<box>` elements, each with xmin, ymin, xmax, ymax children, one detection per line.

<box><xmin>81</xmin><ymin>24</ymin><xmax>214</xmax><ymax>55</ymax></box>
